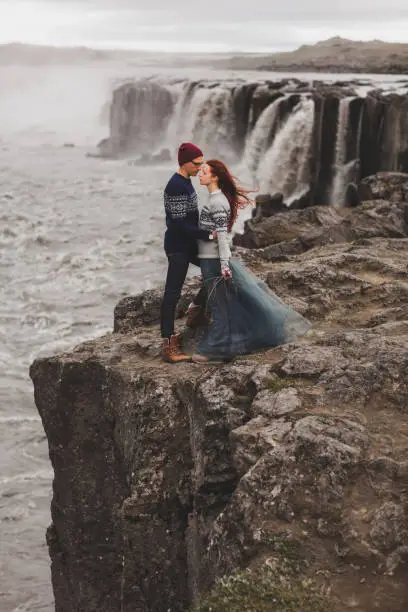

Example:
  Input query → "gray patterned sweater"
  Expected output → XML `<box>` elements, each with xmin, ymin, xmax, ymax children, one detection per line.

<box><xmin>198</xmin><ymin>190</ymin><xmax>231</xmax><ymax>267</ymax></box>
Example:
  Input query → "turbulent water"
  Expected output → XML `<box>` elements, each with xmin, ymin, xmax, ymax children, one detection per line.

<box><xmin>0</xmin><ymin>60</ymin><xmax>180</xmax><ymax>612</ymax></box>
<box><xmin>0</xmin><ymin>57</ymin><xmax>405</xmax><ymax>611</ymax></box>
<box><xmin>0</xmin><ymin>142</ymin><xmax>176</xmax><ymax>610</ymax></box>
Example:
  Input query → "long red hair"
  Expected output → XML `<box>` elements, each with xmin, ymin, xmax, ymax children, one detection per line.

<box><xmin>206</xmin><ymin>159</ymin><xmax>255</xmax><ymax>232</ymax></box>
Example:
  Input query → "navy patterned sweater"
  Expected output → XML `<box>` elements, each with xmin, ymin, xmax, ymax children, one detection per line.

<box><xmin>163</xmin><ymin>173</ymin><xmax>211</xmax><ymax>256</ymax></box>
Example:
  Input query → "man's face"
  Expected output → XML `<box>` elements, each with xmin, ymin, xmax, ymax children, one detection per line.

<box><xmin>187</xmin><ymin>156</ymin><xmax>203</xmax><ymax>176</ymax></box>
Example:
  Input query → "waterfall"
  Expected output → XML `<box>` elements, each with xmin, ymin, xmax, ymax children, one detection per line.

<box><xmin>103</xmin><ymin>78</ymin><xmax>408</xmax><ymax>187</ymax></box>
<box><xmin>257</xmin><ymin>97</ymin><xmax>315</xmax><ymax>205</ymax></box>
<box><xmin>105</xmin><ymin>80</ymin><xmax>174</xmax><ymax>156</ymax></box>
<box><xmin>387</xmin><ymin>103</ymin><xmax>404</xmax><ymax>171</ymax></box>
<box><xmin>242</xmin><ymin>96</ymin><xmax>284</xmax><ymax>178</ymax></box>
<box><xmin>163</xmin><ymin>81</ymin><xmax>189</xmax><ymax>154</ymax></box>
<box><xmin>164</xmin><ymin>83</ymin><xmax>236</xmax><ymax>159</ymax></box>
<box><xmin>330</xmin><ymin>97</ymin><xmax>354</xmax><ymax>207</ymax></box>
<box><xmin>356</xmin><ymin>104</ymin><xmax>363</xmax><ymax>160</ymax></box>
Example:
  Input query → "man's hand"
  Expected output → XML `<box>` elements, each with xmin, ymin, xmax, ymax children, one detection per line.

<box><xmin>212</xmin><ymin>231</ymin><xmax>217</xmax><ymax>242</ymax></box>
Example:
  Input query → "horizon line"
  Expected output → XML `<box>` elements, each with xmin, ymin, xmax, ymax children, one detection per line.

<box><xmin>1</xmin><ymin>36</ymin><xmax>408</xmax><ymax>56</ymax></box>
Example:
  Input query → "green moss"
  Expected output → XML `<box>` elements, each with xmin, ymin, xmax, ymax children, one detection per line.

<box><xmin>233</xmin><ymin>394</ymin><xmax>253</xmax><ymax>407</ymax></box>
<box><xmin>264</xmin><ymin>377</ymin><xmax>297</xmax><ymax>393</ymax></box>
<box><xmin>272</xmin><ymin>229</ymin><xmax>299</xmax><ymax>242</ymax></box>
<box><xmin>194</xmin><ymin>559</ymin><xmax>331</xmax><ymax>612</ymax></box>
<box><xmin>260</xmin><ymin>533</ymin><xmax>303</xmax><ymax>566</ymax></box>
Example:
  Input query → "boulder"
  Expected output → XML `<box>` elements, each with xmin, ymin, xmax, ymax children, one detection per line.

<box><xmin>233</xmin><ymin>196</ymin><xmax>408</xmax><ymax>255</ymax></box>
<box><xmin>359</xmin><ymin>172</ymin><xmax>408</xmax><ymax>203</ymax></box>
<box><xmin>128</xmin><ymin>148</ymin><xmax>172</xmax><ymax>166</ymax></box>
<box><xmin>250</xmin><ymin>192</ymin><xmax>286</xmax><ymax>221</ymax></box>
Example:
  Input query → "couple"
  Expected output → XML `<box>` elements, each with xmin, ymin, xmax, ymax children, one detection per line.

<box><xmin>160</xmin><ymin>142</ymin><xmax>310</xmax><ymax>364</ymax></box>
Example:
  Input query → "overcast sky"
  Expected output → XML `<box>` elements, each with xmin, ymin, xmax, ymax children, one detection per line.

<box><xmin>0</xmin><ymin>0</ymin><xmax>407</xmax><ymax>53</ymax></box>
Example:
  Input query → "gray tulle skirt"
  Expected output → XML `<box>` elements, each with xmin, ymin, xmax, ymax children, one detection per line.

<box><xmin>196</xmin><ymin>258</ymin><xmax>311</xmax><ymax>360</ymax></box>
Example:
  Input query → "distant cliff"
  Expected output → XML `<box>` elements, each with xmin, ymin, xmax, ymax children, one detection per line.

<box><xmin>217</xmin><ymin>37</ymin><xmax>408</xmax><ymax>74</ymax></box>
<box><xmin>31</xmin><ymin>173</ymin><xmax>408</xmax><ymax>611</ymax></box>
<box><xmin>101</xmin><ymin>77</ymin><xmax>408</xmax><ymax>209</ymax></box>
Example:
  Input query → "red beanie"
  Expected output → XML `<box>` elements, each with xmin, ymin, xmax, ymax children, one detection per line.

<box><xmin>178</xmin><ymin>142</ymin><xmax>203</xmax><ymax>166</ymax></box>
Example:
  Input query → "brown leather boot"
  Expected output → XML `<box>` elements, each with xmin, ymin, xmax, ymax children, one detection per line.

<box><xmin>186</xmin><ymin>304</ymin><xmax>210</xmax><ymax>328</ymax></box>
<box><xmin>162</xmin><ymin>334</ymin><xmax>191</xmax><ymax>363</ymax></box>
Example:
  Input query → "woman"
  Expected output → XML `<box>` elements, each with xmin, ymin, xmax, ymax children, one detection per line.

<box><xmin>190</xmin><ymin>159</ymin><xmax>310</xmax><ymax>363</ymax></box>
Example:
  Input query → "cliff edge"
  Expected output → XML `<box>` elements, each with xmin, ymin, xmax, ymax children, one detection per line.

<box><xmin>31</xmin><ymin>173</ymin><xmax>408</xmax><ymax>611</ymax></box>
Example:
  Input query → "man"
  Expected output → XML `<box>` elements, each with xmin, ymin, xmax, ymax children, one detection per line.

<box><xmin>161</xmin><ymin>142</ymin><xmax>214</xmax><ymax>363</ymax></box>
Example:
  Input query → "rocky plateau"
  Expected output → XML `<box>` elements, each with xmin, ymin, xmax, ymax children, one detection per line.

<box><xmin>31</xmin><ymin>172</ymin><xmax>408</xmax><ymax>611</ymax></box>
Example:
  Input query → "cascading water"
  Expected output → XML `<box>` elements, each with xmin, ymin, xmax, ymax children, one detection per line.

<box><xmin>242</xmin><ymin>96</ymin><xmax>284</xmax><ymax>179</ymax></box>
<box><xmin>168</xmin><ymin>84</ymin><xmax>236</xmax><ymax>159</ymax></box>
<box><xmin>186</xmin><ymin>87</ymin><xmax>234</xmax><ymax>158</ymax></box>
<box><xmin>384</xmin><ymin>103</ymin><xmax>405</xmax><ymax>171</ymax></box>
<box><xmin>330</xmin><ymin>97</ymin><xmax>355</xmax><ymax>206</ymax></box>
<box><xmin>356</xmin><ymin>104</ymin><xmax>363</xmax><ymax>161</ymax></box>
<box><xmin>105</xmin><ymin>80</ymin><xmax>174</xmax><ymax>156</ymax></box>
<box><xmin>162</xmin><ymin>81</ymin><xmax>188</xmax><ymax>154</ymax></box>
<box><xmin>104</xmin><ymin>77</ymin><xmax>408</xmax><ymax>191</ymax></box>
<box><xmin>163</xmin><ymin>81</ymin><xmax>195</xmax><ymax>149</ymax></box>
<box><xmin>257</xmin><ymin>97</ymin><xmax>315</xmax><ymax>205</ymax></box>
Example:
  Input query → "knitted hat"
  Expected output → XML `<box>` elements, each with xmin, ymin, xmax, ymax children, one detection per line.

<box><xmin>178</xmin><ymin>142</ymin><xmax>203</xmax><ymax>166</ymax></box>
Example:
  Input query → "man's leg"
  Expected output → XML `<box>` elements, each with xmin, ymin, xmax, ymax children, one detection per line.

<box><xmin>189</xmin><ymin>255</ymin><xmax>207</xmax><ymax>309</ymax></box>
<box><xmin>160</xmin><ymin>252</ymin><xmax>190</xmax><ymax>339</ymax></box>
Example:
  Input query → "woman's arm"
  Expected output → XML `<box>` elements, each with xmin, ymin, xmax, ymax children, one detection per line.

<box><xmin>211</xmin><ymin>204</ymin><xmax>230</xmax><ymax>269</ymax></box>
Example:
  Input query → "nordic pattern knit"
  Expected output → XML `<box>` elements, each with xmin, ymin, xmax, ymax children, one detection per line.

<box><xmin>164</xmin><ymin>173</ymin><xmax>210</xmax><ymax>255</ymax></box>
<box><xmin>198</xmin><ymin>190</ymin><xmax>231</xmax><ymax>268</ymax></box>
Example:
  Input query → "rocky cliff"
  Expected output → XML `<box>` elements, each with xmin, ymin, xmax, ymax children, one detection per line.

<box><xmin>31</xmin><ymin>173</ymin><xmax>408</xmax><ymax>611</ymax></box>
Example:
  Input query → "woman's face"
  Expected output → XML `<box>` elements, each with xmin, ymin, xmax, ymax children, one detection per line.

<box><xmin>199</xmin><ymin>163</ymin><xmax>217</xmax><ymax>186</ymax></box>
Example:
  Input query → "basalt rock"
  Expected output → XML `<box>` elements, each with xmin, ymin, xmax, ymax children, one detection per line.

<box><xmin>113</xmin><ymin>275</ymin><xmax>201</xmax><ymax>334</ymax></box>
<box><xmin>128</xmin><ymin>147</ymin><xmax>172</xmax><ymax>165</ymax></box>
<box><xmin>233</xmin><ymin>178</ymin><xmax>408</xmax><ymax>253</ymax></box>
<box><xmin>359</xmin><ymin>171</ymin><xmax>408</xmax><ymax>203</ymax></box>
<box><xmin>250</xmin><ymin>192</ymin><xmax>287</xmax><ymax>221</ymax></box>
<box><xmin>31</xmin><ymin>197</ymin><xmax>408</xmax><ymax>612</ymax></box>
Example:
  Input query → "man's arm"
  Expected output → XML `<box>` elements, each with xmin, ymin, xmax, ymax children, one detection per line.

<box><xmin>164</xmin><ymin>189</ymin><xmax>211</xmax><ymax>241</ymax></box>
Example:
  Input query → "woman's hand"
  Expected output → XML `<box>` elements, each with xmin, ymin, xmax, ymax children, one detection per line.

<box><xmin>221</xmin><ymin>264</ymin><xmax>232</xmax><ymax>279</ymax></box>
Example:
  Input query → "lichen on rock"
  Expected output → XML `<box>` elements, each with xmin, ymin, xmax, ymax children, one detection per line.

<box><xmin>195</xmin><ymin>556</ymin><xmax>332</xmax><ymax>612</ymax></box>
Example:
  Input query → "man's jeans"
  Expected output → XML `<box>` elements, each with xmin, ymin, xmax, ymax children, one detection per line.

<box><xmin>160</xmin><ymin>252</ymin><xmax>206</xmax><ymax>339</ymax></box>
